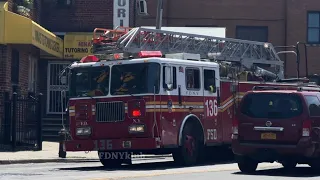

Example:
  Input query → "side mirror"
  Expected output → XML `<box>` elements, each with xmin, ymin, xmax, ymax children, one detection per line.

<box><xmin>136</xmin><ymin>0</ymin><xmax>148</xmax><ymax>16</ymax></box>
<box><xmin>217</xmin><ymin>88</ymin><xmax>221</xmax><ymax>105</ymax></box>
<box><xmin>164</xmin><ymin>66</ymin><xmax>173</xmax><ymax>90</ymax></box>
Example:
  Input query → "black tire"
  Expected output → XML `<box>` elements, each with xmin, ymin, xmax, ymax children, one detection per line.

<box><xmin>236</xmin><ymin>156</ymin><xmax>258</xmax><ymax>173</ymax></box>
<box><xmin>281</xmin><ymin>160</ymin><xmax>297</xmax><ymax>171</ymax></box>
<box><xmin>173</xmin><ymin>121</ymin><xmax>203</xmax><ymax>166</ymax></box>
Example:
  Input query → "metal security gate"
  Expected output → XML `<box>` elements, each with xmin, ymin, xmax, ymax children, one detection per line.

<box><xmin>47</xmin><ymin>62</ymin><xmax>70</xmax><ymax>114</ymax></box>
<box><xmin>0</xmin><ymin>92</ymin><xmax>42</xmax><ymax>151</ymax></box>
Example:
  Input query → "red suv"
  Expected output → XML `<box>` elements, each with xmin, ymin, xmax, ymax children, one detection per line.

<box><xmin>232</xmin><ymin>86</ymin><xmax>320</xmax><ymax>173</ymax></box>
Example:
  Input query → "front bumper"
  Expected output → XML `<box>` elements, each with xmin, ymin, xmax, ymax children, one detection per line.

<box><xmin>65</xmin><ymin>137</ymin><xmax>161</xmax><ymax>151</ymax></box>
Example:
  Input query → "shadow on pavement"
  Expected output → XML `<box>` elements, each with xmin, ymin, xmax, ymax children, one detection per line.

<box><xmin>233</xmin><ymin>167</ymin><xmax>320</xmax><ymax>177</ymax></box>
<box><xmin>58</xmin><ymin>158</ymin><xmax>235</xmax><ymax>172</ymax></box>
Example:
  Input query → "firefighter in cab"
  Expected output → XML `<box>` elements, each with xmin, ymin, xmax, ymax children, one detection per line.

<box><xmin>114</xmin><ymin>72</ymin><xmax>136</xmax><ymax>94</ymax></box>
<box><xmin>87</xmin><ymin>70</ymin><xmax>109</xmax><ymax>96</ymax></box>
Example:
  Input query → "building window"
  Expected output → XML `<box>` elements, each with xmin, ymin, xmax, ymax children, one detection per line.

<box><xmin>11</xmin><ymin>49</ymin><xmax>19</xmax><ymax>84</ymax></box>
<box><xmin>307</xmin><ymin>12</ymin><xmax>320</xmax><ymax>43</ymax></box>
<box><xmin>28</xmin><ymin>56</ymin><xmax>38</xmax><ymax>93</ymax></box>
<box><xmin>236</xmin><ymin>26</ymin><xmax>268</xmax><ymax>42</ymax></box>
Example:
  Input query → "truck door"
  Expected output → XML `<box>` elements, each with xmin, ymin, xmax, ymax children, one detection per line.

<box><xmin>202</xmin><ymin>67</ymin><xmax>222</xmax><ymax>144</ymax></box>
<box><xmin>161</xmin><ymin>65</ymin><xmax>178</xmax><ymax>146</ymax></box>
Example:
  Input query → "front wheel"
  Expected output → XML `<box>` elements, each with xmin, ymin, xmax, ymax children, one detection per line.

<box><xmin>236</xmin><ymin>156</ymin><xmax>258</xmax><ymax>173</ymax></box>
<box><xmin>173</xmin><ymin>121</ymin><xmax>203</xmax><ymax>166</ymax></box>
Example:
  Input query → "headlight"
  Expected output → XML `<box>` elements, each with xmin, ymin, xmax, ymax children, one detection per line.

<box><xmin>76</xmin><ymin>127</ymin><xmax>91</xmax><ymax>135</ymax></box>
<box><xmin>129</xmin><ymin>124</ymin><xmax>145</xmax><ymax>133</ymax></box>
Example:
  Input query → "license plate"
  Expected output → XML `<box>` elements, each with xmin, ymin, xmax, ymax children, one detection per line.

<box><xmin>261</xmin><ymin>133</ymin><xmax>276</xmax><ymax>140</ymax></box>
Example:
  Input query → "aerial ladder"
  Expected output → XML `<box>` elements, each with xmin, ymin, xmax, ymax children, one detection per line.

<box><xmin>92</xmin><ymin>27</ymin><xmax>284</xmax><ymax>79</ymax></box>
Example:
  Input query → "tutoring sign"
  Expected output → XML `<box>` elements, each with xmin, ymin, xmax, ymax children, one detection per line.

<box><xmin>63</xmin><ymin>33</ymin><xmax>93</xmax><ymax>59</ymax></box>
<box><xmin>113</xmin><ymin>0</ymin><xmax>129</xmax><ymax>29</ymax></box>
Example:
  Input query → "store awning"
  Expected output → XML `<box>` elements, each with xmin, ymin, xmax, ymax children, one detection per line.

<box><xmin>0</xmin><ymin>2</ymin><xmax>63</xmax><ymax>58</ymax></box>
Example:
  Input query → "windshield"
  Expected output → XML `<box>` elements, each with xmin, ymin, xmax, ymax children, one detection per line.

<box><xmin>240</xmin><ymin>93</ymin><xmax>303</xmax><ymax>119</ymax></box>
<box><xmin>70</xmin><ymin>66</ymin><xmax>110</xmax><ymax>97</ymax></box>
<box><xmin>110</xmin><ymin>62</ymin><xmax>160</xmax><ymax>95</ymax></box>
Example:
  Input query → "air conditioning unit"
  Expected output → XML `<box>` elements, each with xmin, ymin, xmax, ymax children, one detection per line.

<box><xmin>136</xmin><ymin>0</ymin><xmax>148</xmax><ymax>16</ymax></box>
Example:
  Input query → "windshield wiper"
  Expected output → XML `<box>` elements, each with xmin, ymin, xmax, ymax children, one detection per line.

<box><xmin>77</xmin><ymin>92</ymin><xmax>95</xmax><ymax>99</ymax></box>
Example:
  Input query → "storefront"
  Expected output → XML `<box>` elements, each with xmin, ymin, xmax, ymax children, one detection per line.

<box><xmin>46</xmin><ymin>33</ymin><xmax>93</xmax><ymax>114</ymax></box>
<box><xmin>0</xmin><ymin>2</ymin><xmax>63</xmax><ymax>58</ymax></box>
<box><xmin>0</xmin><ymin>2</ymin><xmax>63</xmax><ymax>96</ymax></box>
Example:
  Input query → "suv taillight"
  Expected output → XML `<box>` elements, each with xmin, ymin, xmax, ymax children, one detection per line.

<box><xmin>302</xmin><ymin>119</ymin><xmax>312</xmax><ymax>137</ymax></box>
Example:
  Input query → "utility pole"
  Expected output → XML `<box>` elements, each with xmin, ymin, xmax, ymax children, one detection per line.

<box><xmin>155</xmin><ymin>0</ymin><xmax>163</xmax><ymax>29</ymax></box>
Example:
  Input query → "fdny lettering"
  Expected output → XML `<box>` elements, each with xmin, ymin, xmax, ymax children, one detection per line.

<box><xmin>186</xmin><ymin>91</ymin><xmax>199</xmax><ymax>96</ymax></box>
<box><xmin>94</xmin><ymin>140</ymin><xmax>113</xmax><ymax>150</ymax></box>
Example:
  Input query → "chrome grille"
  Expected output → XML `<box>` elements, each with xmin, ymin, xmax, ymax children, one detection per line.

<box><xmin>96</xmin><ymin>101</ymin><xmax>125</xmax><ymax>122</ymax></box>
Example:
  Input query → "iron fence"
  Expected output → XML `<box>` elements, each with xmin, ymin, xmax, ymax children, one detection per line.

<box><xmin>0</xmin><ymin>92</ymin><xmax>42</xmax><ymax>151</ymax></box>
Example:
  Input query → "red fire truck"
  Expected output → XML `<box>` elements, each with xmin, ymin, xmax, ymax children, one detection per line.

<box><xmin>60</xmin><ymin>27</ymin><xmax>310</xmax><ymax>167</ymax></box>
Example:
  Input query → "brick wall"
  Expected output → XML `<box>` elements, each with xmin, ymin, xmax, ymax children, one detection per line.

<box><xmin>5</xmin><ymin>0</ymin><xmax>42</xmax><ymax>23</ymax></box>
<box><xmin>135</xmin><ymin>0</ymin><xmax>320</xmax><ymax>78</ymax></box>
<box><xmin>0</xmin><ymin>45</ymin><xmax>9</xmax><ymax>92</ymax></box>
<box><xmin>42</xmin><ymin>0</ymin><xmax>114</xmax><ymax>32</ymax></box>
<box><xmin>31</xmin><ymin>0</ymin><xmax>42</xmax><ymax>23</ymax></box>
<box><xmin>286</xmin><ymin>0</ymin><xmax>320</xmax><ymax>78</ymax></box>
<box><xmin>136</xmin><ymin>0</ymin><xmax>286</xmax><ymax>46</ymax></box>
<box><xmin>0</xmin><ymin>45</ymin><xmax>40</xmax><ymax>95</ymax></box>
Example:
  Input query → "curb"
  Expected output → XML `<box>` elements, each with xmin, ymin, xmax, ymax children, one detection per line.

<box><xmin>0</xmin><ymin>158</ymin><xmax>99</xmax><ymax>165</ymax></box>
<box><xmin>0</xmin><ymin>155</ymin><xmax>172</xmax><ymax>165</ymax></box>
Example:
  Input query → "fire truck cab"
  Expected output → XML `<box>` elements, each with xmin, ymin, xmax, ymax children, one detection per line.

<box><xmin>65</xmin><ymin>51</ymin><xmax>220</xmax><ymax>166</ymax></box>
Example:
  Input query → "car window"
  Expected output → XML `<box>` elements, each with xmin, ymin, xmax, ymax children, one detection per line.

<box><xmin>240</xmin><ymin>93</ymin><xmax>303</xmax><ymax>119</ymax></box>
<box><xmin>163</xmin><ymin>66</ymin><xmax>177</xmax><ymax>89</ymax></box>
<box><xmin>305</xmin><ymin>95</ymin><xmax>320</xmax><ymax>117</ymax></box>
<box><xmin>186</xmin><ymin>68</ymin><xmax>200</xmax><ymax>90</ymax></box>
<box><xmin>204</xmin><ymin>69</ymin><xmax>216</xmax><ymax>92</ymax></box>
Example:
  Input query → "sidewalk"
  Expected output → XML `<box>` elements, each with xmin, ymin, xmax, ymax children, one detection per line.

<box><xmin>0</xmin><ymin>141</ymin><xmax>98</xmax><ymax>164</ymax></box>
<box><xmin>0</xmin><ymin>141</ymin><xmax>171</xmax><ymax>164</ymax></box>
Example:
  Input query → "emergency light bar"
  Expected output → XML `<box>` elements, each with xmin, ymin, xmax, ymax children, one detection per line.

<box><xmin>79</xmin><ymin>51</ymin><xmax>163</xmax><ymax>63</ymax></box>
<box><xmin>138</xmin><ymin>51</ymin><xmax>162</xmax><ymax>58</ymax></box>
<box><xmin>80</xmin><ymin>55</ymin><xmax>99</xmax><ymax>63</ymax></box>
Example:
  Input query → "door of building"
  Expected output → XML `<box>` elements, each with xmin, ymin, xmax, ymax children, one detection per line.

<box><xmin>47</xmin><ymin>62</ymin><xmax>70</xmax><ymax>114</ymax></box>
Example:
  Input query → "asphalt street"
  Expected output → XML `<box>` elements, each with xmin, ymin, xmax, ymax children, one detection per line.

<box><xmin>0</xmin><ymin>157</ymin><xmax>320</xmax><ymax>180</ymax></box>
